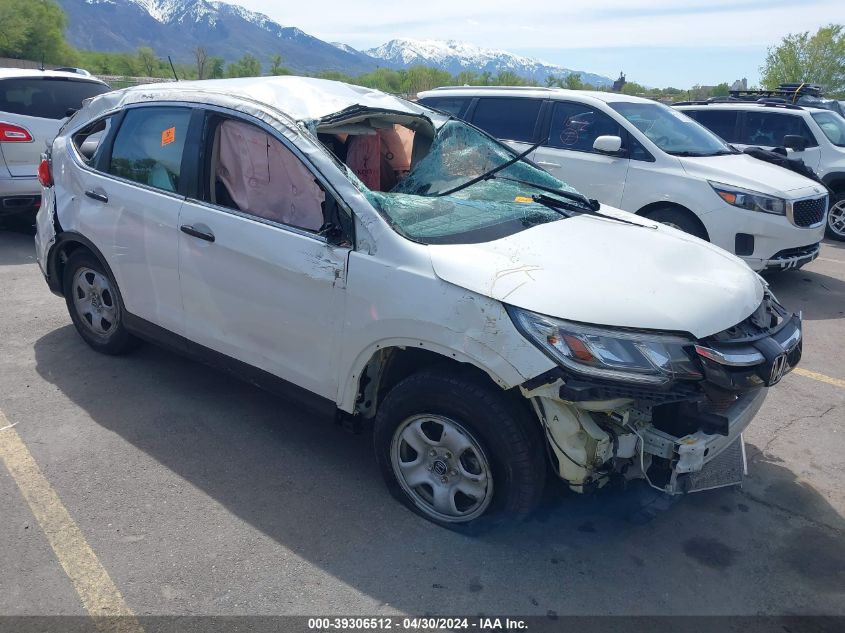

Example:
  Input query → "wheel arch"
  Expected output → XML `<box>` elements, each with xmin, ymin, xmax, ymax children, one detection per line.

<box><xmin>48</xmin><ymin>232</ymin><xmax>115</xmax><ymax>298</ymax></box>
<box><xmin>635</xmin><ymin>201</ymin><xmax>710</xmax><ymax>241</ymax></box>
<box><xmin>822</xmin><ymin>173</ymin><xmax>845</xmax><ymax>195</ymax></box>
<box><xmin>341</xmin><ymin>341</ymin><xmax>529</xmax><ymax>420</ymax></box>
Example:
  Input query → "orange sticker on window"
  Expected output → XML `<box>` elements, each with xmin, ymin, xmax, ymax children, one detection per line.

<box><xmin>161</xmin><ymin>127</ymin><xmax>175</xmax><ymax>146</ymax></box>
<box><xmin>514</xmin><ymin>196</ymin><xmax>533</xmax><ymax>203</ymax></box>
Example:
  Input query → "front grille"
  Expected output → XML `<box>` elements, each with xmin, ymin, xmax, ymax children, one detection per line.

<box><xmin>791</xmin><ymin>196</ymin><xmax>827</xmax><ymax>227</ymax></box>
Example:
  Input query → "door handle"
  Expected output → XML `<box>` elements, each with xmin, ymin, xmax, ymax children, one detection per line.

<box><xmin>84</xmin><ymin>190</ymin><xmax>108</xmax><ymax>203</ymax></box>
<box><xmin>537</xmin><ymin>161</ymin><xmax>560</xmax><ymax>168</ymax></box>
<box><xmin>180</xmin><ymin>224</ymin><xmax>215</xmax><ymax>243</ymax></box>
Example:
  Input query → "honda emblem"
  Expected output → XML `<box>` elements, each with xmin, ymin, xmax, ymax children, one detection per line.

<box><xmin>768</xmin><ymin>353</ymin><xmax>788</xmax><ymax>385</ymax></box>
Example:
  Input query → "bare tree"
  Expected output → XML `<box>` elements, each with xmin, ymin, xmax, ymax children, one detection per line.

<box><xmin>194</xmin><ymin>46</ymin><xmax>209</xmax><ymax>80</ymax></box>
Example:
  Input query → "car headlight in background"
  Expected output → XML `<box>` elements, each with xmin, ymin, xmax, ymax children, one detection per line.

<box><xmin>508</xmin><ymin>307</ymin><xmax>703</xmax><ymax>385</ymax></box>
<box><xmin>709</xmin><ymin>181</ymin><xmax>786</xmax><ymax>215</ymax></box>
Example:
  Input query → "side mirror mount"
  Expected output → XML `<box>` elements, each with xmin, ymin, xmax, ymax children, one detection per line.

<box><xmin>783</xmin><ymin>135</ymin><xmax>807</xmax><ymax>152</ymax></box>
<box><xmin>318</xmin><ymin>221</ymin><xmax>345</xmax><ymax>246</ymax></box>
<box><xmin>593</xmin><ymin>135</ymin><xmax>623</xmax><ymax>155</ymax></box>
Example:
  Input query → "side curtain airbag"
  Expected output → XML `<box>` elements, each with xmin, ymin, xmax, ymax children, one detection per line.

<box><xmin>218</xmin><ymin>119</ymin><xmax>325</xmax><ymax>231</ymax></box>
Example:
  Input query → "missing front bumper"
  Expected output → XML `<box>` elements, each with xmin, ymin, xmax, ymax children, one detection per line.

<box><xmin>639</xmin><ymin>387</ymin><xmax>766</xmax><ymax>494</ymax></box>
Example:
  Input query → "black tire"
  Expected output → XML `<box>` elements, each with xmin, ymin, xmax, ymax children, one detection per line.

<box><xmin>644</xmin><ymin>206</ymin><xmax>708</xmax><ymax>240</ymax></box>
<box><xmin>63</xmin><ymin>249</ymin><xmax>140</xmax><ymax>355</ymax></box>
<box><xmin>374</xmin><ymin>368</ymin><xmax>546</xmax><ymax>530</ymax></box>
<box><xmin>826</xmin><ymin>192</ymin><xmax>845</xmax><ymax>241</ymax></box>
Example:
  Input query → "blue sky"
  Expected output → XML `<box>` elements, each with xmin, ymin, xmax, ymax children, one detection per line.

<box><xmin>236</xmin><ymin>0</ymin><xmax>838</xmax><ymax>88</ymax></box>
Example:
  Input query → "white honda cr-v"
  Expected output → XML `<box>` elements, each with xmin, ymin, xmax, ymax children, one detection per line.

<box><xmin>418</xmin><ymin>87</ymin><xmax>828</xmax><ymax>272</ymax></box>
<box><xmin>35</xmin><ymin>77</ymin><xmax>803</xmax><ymax>528</ymax></box>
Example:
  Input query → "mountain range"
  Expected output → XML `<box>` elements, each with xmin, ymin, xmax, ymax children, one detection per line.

<box><xmin>58</xmin><ymin>0</ymin><xmax>612</xmax><ymax>85</ymax></box>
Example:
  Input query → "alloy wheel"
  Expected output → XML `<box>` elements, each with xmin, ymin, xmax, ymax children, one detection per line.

<box><xmin>829</xmin><ymin>199</ymin><xmax>845</xmax><ymax>238</ymax></box>
<box><xmin>72</xmin><ymin>267</ymin><xmax>119</xmax><ymax>339</ymax></box>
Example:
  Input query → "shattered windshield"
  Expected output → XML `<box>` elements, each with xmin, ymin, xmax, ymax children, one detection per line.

<box><xmin>352</xmin><ymin>120</ymin><xmax>580</xmax><ymax>245</ymax></box>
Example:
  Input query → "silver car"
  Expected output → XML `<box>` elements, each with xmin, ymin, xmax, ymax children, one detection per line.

<box><xmin>0</xmin><ymin>69</ymin><xmax>109</xmax><ymax>226</ymax></box>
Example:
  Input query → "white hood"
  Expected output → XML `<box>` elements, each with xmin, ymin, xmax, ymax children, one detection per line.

<box><xmin>427</xmin><ymin>211</ymin><xmax>764</xmax><ymax>339</ymax></box>
<box><xmin>679</xmin><ymin>154</ymin><xmax>824</xmax><ymax>198</ymax></box>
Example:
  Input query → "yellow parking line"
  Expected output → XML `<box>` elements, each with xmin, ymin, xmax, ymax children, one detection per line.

<box><xmin>0</xmin><ymin>411</ymin><xmax>144</xmax><ymax>633</ymax></box>
<box><xmin>792</xmin><ymin>367</ymin><xmax>845</xmax><ymax>389</ymax></box>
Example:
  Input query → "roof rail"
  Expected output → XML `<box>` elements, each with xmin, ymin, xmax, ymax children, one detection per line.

<box><xmin>426</xmin><ymin>85</ymin><xmax>558</xmax><ymax>92</ymax></box>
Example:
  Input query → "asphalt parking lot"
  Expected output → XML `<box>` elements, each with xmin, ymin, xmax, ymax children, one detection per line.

<box><xmin>1</xmin><ymin>229</ymin><xmax>843</xmax><ymax>621</ymax></box>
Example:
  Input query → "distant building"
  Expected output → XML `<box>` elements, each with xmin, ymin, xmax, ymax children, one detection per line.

<box><xmin>612</xmin><ymin>72</ymin><xmax>626</xmax><ymax>93</ymax></box>
<box><xmin>730</xmin><ymin>78</ymin><xmax>748</xmax><ymax>91</ymax></box>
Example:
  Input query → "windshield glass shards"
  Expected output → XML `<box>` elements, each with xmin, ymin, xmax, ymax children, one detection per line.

<box><xmin>345</xmin><ymin>119</ymin><xmax>583</xmax><ymax>245</ymax></box>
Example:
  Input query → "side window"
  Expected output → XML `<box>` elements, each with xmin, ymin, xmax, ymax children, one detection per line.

<box><xmin>547</xmin><ymin>101</ymin><xmax>624</xmax><ymax>153</ymax></box>
<box><xmin>108</xmin><ymin>107</ymin><xmax>191</xmax><ymax>193</ymax></box>
<box><xmin>204</xmin><ymin>118</ymin><xmax>329</xmax><ymax>233</ymax></box>
<box><xmin>420</xmin><ymin>97</ymin><xmax>471</xmax><ymax>119</ymax></box>
<box><xmin>686</xmin><ymin>109</ymin><xmax>740</xmax><ymax>142</ymax></box>
<box><xmin>742</xmin><ymin>111</ymin><xmax>818</xmax><ymax>148</ymax></box>
<box><xmin>470</xmin><ymin>97</ymin><xmax>542</xmax><ymax>142</ymax></box>
<box><xmin>71</xmin><ymin>116</ymin><xmax>113</xmax><ymax>166</ymax></box>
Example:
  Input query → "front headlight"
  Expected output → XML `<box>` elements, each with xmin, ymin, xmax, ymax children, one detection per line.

<box><xmin>709</xmin><ymin>181</ymin><xmax>786</xmax><ymax>215</ymax></box>
<box><xmin>508</xmin><ymin>307</ymin><xmax>702</xmax><ymax>386</ymax></box>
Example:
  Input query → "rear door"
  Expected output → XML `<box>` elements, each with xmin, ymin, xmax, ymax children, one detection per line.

<box><xmin>177</xmin><ymin>109</ymin><xmax>352</xmax><ymax>400</ymax></box>
<box><xmin>683</xmin><ymin>109</ymin><xmax>742</xmax><ymax>144</ymax></box>
<box><xmin>71</xmin><ymin>105</ymin><xmax>191</xmax><ymax>336</ymax></box>
<box><xmin>736</xmin><ymin>110</ymin><xmax>821</xmax><ymax>171</ymax></box>
<box><xmin>0</xmin><ymin>77</ymin><xmax>109</xmax><ymax>176</ymax></box>
<box><xmin>467</xmin><ymin>96</ymin><xmax>544</xmax><ymax>154</ymax></box>
<box><xmin>531</xmin><ymin>100</ymin><xmax>630</xmax><ymax>206</ymax></box>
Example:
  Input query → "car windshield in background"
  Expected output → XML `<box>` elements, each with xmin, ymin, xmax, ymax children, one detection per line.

<box><xmin>812</xmin><ymin>111</ymin><xmax>845</xmax><ymax>147</ymax></box>
<box><xmin>610</xmin><ymin>102</ymin><xmax>733</xmax><ymax>156</ymax></box>
<box><xmin>0</xmin><ymin>78</ymin><xmax>109</xmax><ymax>120</ymax></box>
<box><xmin>355</xmin><ymin>119</ymin><xmax>579</xmax><ymax>245</ymax></box>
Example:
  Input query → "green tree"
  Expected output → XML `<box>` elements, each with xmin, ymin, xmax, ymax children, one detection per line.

<box><xmin>761</xmin><ymin>24</ymin><xmax>845</xmax><ymax>96</ymax></box>
<box><xmin>494</xmin><ymin>71</ymin><xmax>525</xmax><ymax>86</ymax></box>
<box><xmin>209</xmin><ymin>57</ymin><xmax>225</xmax><ymax>79</ymax></box>
<box><xmin>269</xmin><ymin>53</ymin><xmax>291</xmax><ymax>76</ymax></box>
<box><xmin>563</xmin><ymin>73</ymin><xmax>583</xmax><ymax>90</ymax></box>
<box><xmin>620</xmin><ymin>81</ymin><xmax>647</xmax><ymax>96</ymax></box>
<box><xmin>0</xmin><ymin>0</ymin><xmax>76</xmax><ymax>64</ymax></box>
<box><xmin>226</xmin><ymin>54</ymin><xmax>262</xmax><ymax>78</ymax></box>
<box><xmin>136</xmin><ymin>47</ymin><xmax>158</xmax><ymax>77</ymax></box>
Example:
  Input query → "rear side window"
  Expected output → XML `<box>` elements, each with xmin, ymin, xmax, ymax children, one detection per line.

<box><xmin>108</xmin><ymin>107</ymin><xmax>192</xmax><ymax>193</ymax></box>
<box><xmin>419</xmin><ymin>97</ymin><xmax>471</xmax><ymax>118</ymax></box>
<box><xmin>72</xmin><ymin>117</ymin><xmax>113</xmax><ymax>166</ymax></box>
<box><xmin>546</xmin><ymin>101</ymin><xmax>623</xmax><ymax>152</ymax></box>
<box><xmin>741</xmin><ymin>111</ymin><xmax>818</xmax><ymax>148</ymax></box>
<box><xmin>685</xmin><ymin>109</ymin><xmax>740</xmax><ymax>142</ymax></box>
<box><xmin>0</xmin><ymin>78</ymin><xmax>109</xmax><ymax>120</ymax></box>
<box><xmin>470</xmin><ymin>98</ymin><xmax>542</xmax><ymax>142</ymax></box>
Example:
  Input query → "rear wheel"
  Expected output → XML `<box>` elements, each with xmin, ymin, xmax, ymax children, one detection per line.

<box><xmin>644</xmin><ymin>206</ymin><xmax>708</xmax><ymax>240</ymax></box>
<box><xmin>63</xmin><ymin>250</ymin><xmax>139</xmax><ymax>355</ymax></box>
<box><xmin>827</xmin><ymin>193</ymin><xmax>845</xmax><ymax>241</ymax></box>
<box><xmin>374</xmin><ymin>369</ymin><xmax>546</xmax><ymax>530</ymax></box>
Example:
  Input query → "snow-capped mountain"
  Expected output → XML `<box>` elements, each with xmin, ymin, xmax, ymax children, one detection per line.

<box><xmin>59</xmin><ymin>0</ymin><xmax>379</xmax><ymax>74</ymax></box>
<box><xmin>367</xmin><ymin>39</ymin><xmax>612</xmax><ymax>86</ymax></box>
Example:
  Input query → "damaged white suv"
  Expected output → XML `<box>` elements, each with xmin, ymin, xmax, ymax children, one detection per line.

<box><xmin>35</xmin><ymin>77</ymin><xmax>803</xmax><ymax>528</ymax></box>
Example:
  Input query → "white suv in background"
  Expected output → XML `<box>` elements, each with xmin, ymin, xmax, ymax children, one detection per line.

<box><xmin>676</xmin><ymin>101</ymin><xmax>845</xmax><ymax>241</ymax></box>
<box><xmin>418</xmin><ymin>87</ymin><xmax>829</xmax><ymax>270</ymax></box>
<box><xmin>0</xmin><ymin>69</ymin><xmax>109</xmax><ymax>227</ymax></box>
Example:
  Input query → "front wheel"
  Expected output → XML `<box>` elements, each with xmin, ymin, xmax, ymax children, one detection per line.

<box><xmin>644</xmin><ymin>206</ymin><xmax>708</xmax><ymax>240</ymax></box>
<box><xmin>827</xmin><ymin>193</ymin><xmax>845</xmax><ymax>241</ymax></box>
<box><xmin>374</xmin><ymin>369</ymin><xmax>546</xmax><ymax>529</ymax></box>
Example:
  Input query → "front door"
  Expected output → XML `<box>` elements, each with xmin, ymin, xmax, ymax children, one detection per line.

<box><xmin>531</xmin><ymin>101</ymin><xmax>630</xmax><ymax>207</ymax></box>
<box><xmin>177</xmin><ymin>112</ymin><xmax>350</xmax><ymax>400</ymax></box>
